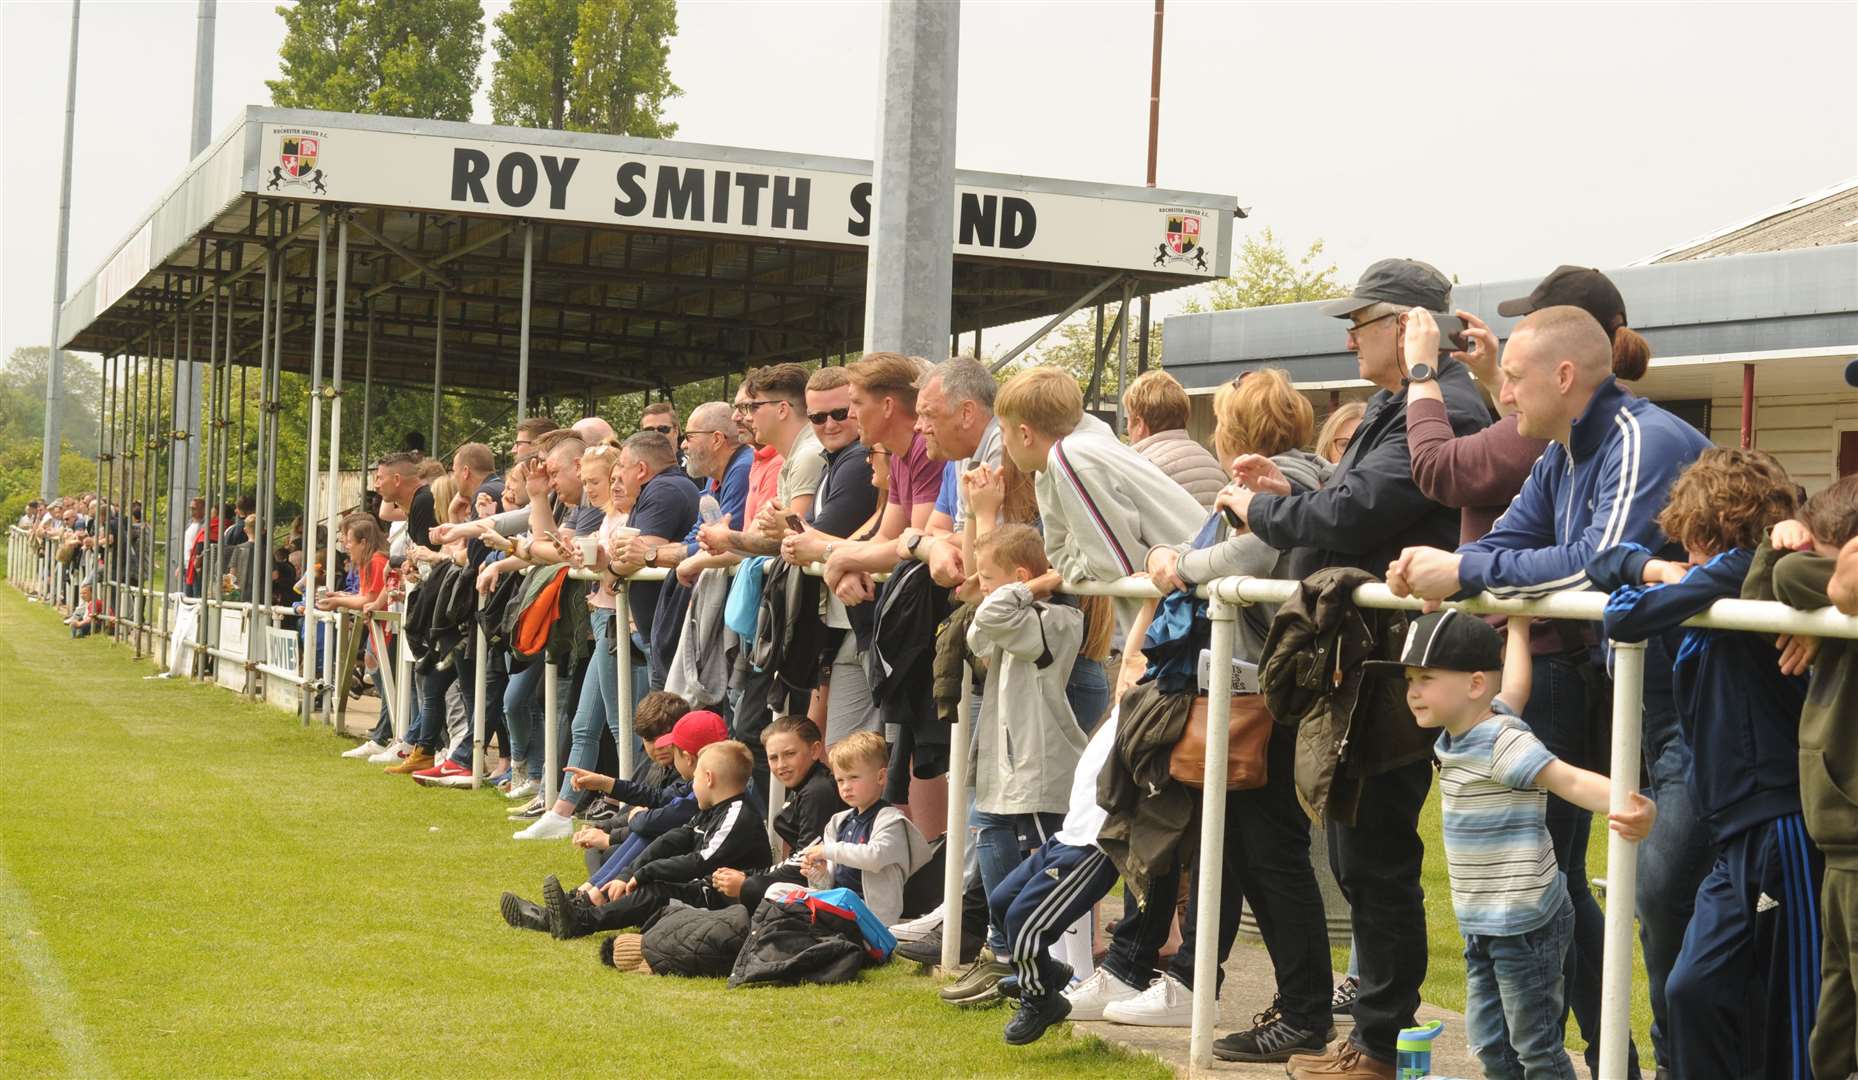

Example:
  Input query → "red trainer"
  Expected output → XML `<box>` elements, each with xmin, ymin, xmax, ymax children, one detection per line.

<box><xmin>412</xmin><ymin>759</ymin><xmax>474</xmax><ymax>787</ymax></box>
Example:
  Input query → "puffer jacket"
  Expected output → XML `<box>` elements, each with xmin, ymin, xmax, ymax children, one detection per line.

<box><xmin>728</xmin><ymin>891</ymin><xmax>868</xmax><ymax>989</ymax></box>
<box><xmin>1132</xmin><ymin>428</ymin><xmax>1228</xmax><ymax>510</ymax></box>
<box><xmin>932</xmin><ymin>601</ymin><xmax>980</xmax><ymax>730</ymax></box>
<box><xmin>639</xmin><ymin>902</ymin><xmax>751</xmax><ymax>978</ymax></box>
<box><xmin>1258</xmin><ymin>567</ymin><xmax>1422</xmax><ymax>826</ymax></box>
<box><xmin>1095</xmin><ymin>680</ymin><xmax>1196</xmax><ymax>908</ymax></box>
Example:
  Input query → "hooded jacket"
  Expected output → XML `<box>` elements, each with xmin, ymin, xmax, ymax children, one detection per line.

<box><xmin>1162</xmin><ymin>448</ymin><xmax>1336</xmax><ymax>661</ymax></box>
<box><xmin>1258</xmin><ymin>567</ymin><xmax>1420</xmax><ymax>825</ymax></box>
<box><xmin>639</xmin><ymin>902</ymin><xmax>751</xmax><ymax>979</ymax></box>
<box><xmin>1592</xmin><ymin>543</ymin><xmax>1804</xmax><ymax>846</ymax></box>
<box><xmin>966</xmin><ymin>582</ymin><xmax>1086</xmax><ymax>817</ymax></box>
<box><xmin>1132</xmin><ymin>427</ymin><xmax>1229</xmax><ymax>510</ymax></box>
<box><xmin>1246</xmin><ymin>357</ymin><xmax>1491</xmax><ymax>580</ymax></box>
<box><xmin>1749</xmin><ymin>546</ymin><xmax>1858</xmax><ymax>868</ymax></box>
<box><xmin>1455</xmin><ymin>378</ymin><xmax>1712</xmax><ymax>601</ymax></box>
<box><xmin>803</xmin><ymin>803</ymin><xmax>934</xmax><ymax>926</ymax></box>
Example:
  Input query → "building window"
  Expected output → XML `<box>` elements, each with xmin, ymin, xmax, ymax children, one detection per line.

<box><xmin>1661</xmin><ymin>399</ymin><xmax>1711</xmax><ymax>437</ymax></box>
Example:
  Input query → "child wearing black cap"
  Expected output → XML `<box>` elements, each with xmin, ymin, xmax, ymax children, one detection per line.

<box><xmin>1376</xmin><ymin>609</ymin><xmax>1655</xmax><ymax>1080</ymax></box>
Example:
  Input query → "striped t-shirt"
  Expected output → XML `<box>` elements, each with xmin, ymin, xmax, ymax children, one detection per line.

<box><xmin>1435</xmin><ymin>705</ymin><xmax>1565</xmax><ymax>936</ymax></box>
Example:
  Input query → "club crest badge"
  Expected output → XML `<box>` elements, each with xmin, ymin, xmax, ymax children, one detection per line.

<box><xmin>1152</xmin><ymin>209</ymin><xmax>1210</xmax><ymax>271</ymax></box>
<box><xmin>267</xmin><ymin>129</ymin><xmax>330</xmax><ymax>195</ymax></box>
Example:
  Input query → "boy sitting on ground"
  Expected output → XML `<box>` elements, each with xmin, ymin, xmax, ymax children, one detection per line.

<box><xmin>1371</xmin><ymin>610</ymin><xmax>1654</xmax><ymax>1080</ymax></box>
<box><xmin>709</xmin><ymin>716</ymin><xmax>847</xmax><ymax>911</ymax></box>
<box><xmin>801</xmin><ymin>731</ymin><xmax>933</xmax><ymax>926</ymax></box>
<box><xmin>498</xmin><ymin>707</ymin><xmax>724</xmax><ymax>933</ymax></box>
<box><xmin>551</xmin><ymin>740</ymin><xmax>771</xmax><ymax>946</ymax></box>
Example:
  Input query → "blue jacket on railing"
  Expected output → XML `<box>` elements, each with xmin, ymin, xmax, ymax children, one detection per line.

<box><xmin>1456</xmin><ymin>378</ymin><xmax>1712</xmax><ymax>600</ymax></box>
<box><xmin>1590</xmin><ymin>543</ymin><xmax>1804</xmax><ymax>846</ymax></box>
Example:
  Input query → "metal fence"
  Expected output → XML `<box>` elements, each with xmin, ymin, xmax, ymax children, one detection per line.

<box><xmin>12</xmin><ymin>522</ymin><xmax>1858</xmax><ymax>1076</ymax></box>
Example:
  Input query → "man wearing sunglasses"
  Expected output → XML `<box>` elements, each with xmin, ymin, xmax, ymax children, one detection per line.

<box><xmin>710</xmin><ymin>364</ymin><xmax>823</xmax><ymax>558</ymax></box>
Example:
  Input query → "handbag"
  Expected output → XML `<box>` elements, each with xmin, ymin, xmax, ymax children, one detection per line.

<box><xmin>1169</xmin><ymin>692</ymin><xmax>1273</xmax><ymax>790</ymax></box>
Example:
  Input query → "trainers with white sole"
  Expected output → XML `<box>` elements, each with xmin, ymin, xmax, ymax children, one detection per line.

<box><xmin>368</xmin><ymin>741</ymin><xmax>412</xmax><ymax>764</ymax></box>
<box><xmin>1063</xmin><ymin>967</ymin><xmax>1144</xmax><ymax>1021</ymax></box>
<box><xmin>512</xmin><ymin>810</ymin><xmax>574</xmax><ymax>841</ymax></box>
<box><xmin>342</xmin><ymin>740</ymin><xmax>389</xmax><ymax>760</ymax></box>
<box><xmin>1101</xmin><ymin>973</ymin><xmax>1193</xmax><ymax>1027</ymax></box>
<box><xmin>889</xmin><ymin>904</ymin><xmax>945</xmax><ymax>944</ymax></box>
<box><xmin>505</xmin><ymin>778</ymin><xmax>538</xmax><ymax>801</ymax></box>
<box><xmin>508</xmin><ymin>795</ymin><xmax>546</xmax><ymax>820</ymax></box>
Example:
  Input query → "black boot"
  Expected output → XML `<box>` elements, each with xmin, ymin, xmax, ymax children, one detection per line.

<box><xmin>500</xmin><ymin>892</ymin><xmax>550</xmax><ymax>933</ymax></box>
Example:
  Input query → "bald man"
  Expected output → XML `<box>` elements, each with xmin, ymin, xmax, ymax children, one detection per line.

<box><xmin>573</xmin><ymin>415</ymin><xmax>616</xmax><ymax>445</ymax></box>
<box><xmin>1388</xmin><ymin>304</ymin><xmax>1714</xmax><ymax>1071</ymax></box>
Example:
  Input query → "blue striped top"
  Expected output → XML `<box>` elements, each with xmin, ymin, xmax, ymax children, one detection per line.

<box><xmin>1435</xmin><ymin>704</ymin><xmax>1565</xmax><ymax>936</ymax></box>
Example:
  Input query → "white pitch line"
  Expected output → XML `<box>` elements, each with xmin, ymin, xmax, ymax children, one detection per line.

<box><xmin>0</xmin><ymin>852</ymin><xmax>110</xmax><ymax>1078</ymax></box>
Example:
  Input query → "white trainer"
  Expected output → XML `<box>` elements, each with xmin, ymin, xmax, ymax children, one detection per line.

<box><xmin>342</xmin><ymin>740</ymin><xmax>388</xmax><ymax>760</ymax></box>
<box><xmin>505</xmin><ymin>778</ymin><xmax>538</xmax><ymax>801</ymax></box>
<box><xmin>512</xmin><ymin>810</ymin><xmax>574</xmax><ymax>841</ymax></box>
<box><xmin>1063</xmin><ymin>966</ymin><xmax>1144</xmax><ymax>1021</ymax></box>
<box><xmin>888</xmin><ymin>904</ymin><xmax>945</xmax><ymax>944</ymax></box>
<box><xmin>368</xmin><ymin>741</ymin><xmax>411</xmax><ymax>764</ymax></box>
<box><xmin>1101</xmin><ymin>973</ymin><xmax>1192</xmax><ymax>1027</ymax></box>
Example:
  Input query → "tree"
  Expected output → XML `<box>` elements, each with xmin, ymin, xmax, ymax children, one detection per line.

<box><xmin>567</xmin><ymin>0</ymin><xmax>681</xmax><ymax>137</ymax></box>
<box><xmin>489</xmin><ymin>0</ymin><xmax>581</xmax><ymax>131</ymax></box>
<box><xmin>268</xmin><ymin>0</ymin><xmax>485</xmax><ymax>121</ymax></box>
<box><xmin>1180</xmin><ymin>228</ymin><xmax>1350</xmax><ymax>313</ymax></box>
<box><xmin>490</xmin><ymin>0</ymin><xmax>681</xmax><ymax>137</ymax></box>
<box><xmin>0</xmin><ymin>347</ymin><xmax>102</xmax><ymax>525</ymax></box>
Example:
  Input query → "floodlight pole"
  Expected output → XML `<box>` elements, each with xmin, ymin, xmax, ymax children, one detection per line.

<box><xmin>1137</xmin><ymin>0</ymin><xmax>1163</xmax><ymax>377</ymax></box>
<box><xmin>41</xmin><ymin>0</ymin><xmax>81</xmax><ymax>500</ymax></box>
<box><xmin>165</xmin><ymin>0</ymin><xmax>217</xmax><ymax>610</ymax></box>
<box><xmin>862</xmin><ymin>0</ymin><xmax>959</xmax><ymax>357</ymax></box>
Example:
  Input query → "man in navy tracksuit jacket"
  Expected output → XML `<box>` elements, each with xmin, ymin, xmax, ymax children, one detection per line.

<box><xmin>1388</xmin><ymin>307</ymin><xmax>1713</xmax><ymax>1071</ymax></box>
<box><xmin>1591</xmin><ymin>541</ymin><xmax>1818</xmax><ymax>1080</ymax></box>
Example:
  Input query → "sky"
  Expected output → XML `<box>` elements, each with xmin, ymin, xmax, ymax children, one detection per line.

<box><xmin>2</xmin><ymin>0</ymin><xmax>1854</xmax><ymax>368</ymax></box>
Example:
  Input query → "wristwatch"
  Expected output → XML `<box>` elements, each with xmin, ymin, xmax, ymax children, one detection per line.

<box><xmin>1407</xmin><ymin>360</ymin><xmax>1436</xmax><ymax>383</ymax></box>
<box><xmin>905</xmin><ymin>531</ymin><xmax>926</xmax><ymax>558</ymax></box>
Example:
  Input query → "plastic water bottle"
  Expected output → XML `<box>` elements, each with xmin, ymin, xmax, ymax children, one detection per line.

<box><xmin>698</xmin><ymin>495</ymin><xmax>722</xmax><ymax>525</ymax></box>
<box><xmin>1395</xmin><ymin>1020</ymin><xmax>1444</xmax><ymax>1080</ymax></box>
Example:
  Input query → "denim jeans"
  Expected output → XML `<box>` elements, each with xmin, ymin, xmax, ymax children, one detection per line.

<box><xmin>1463</xmin><ymin>898</ymin><xmax>1577</xmax><ymax>1080</ymax></box>
<box><xmin>1633</xmin><ymin>635</ymin><xmax>1711</xmax><ymax>1069</ymax></box>
<box><xmin>411</xmin><ymin>650</ymin><xmax>473</xmax><ymax>753</ymax></box>
<box><xmin>1065</xmin><ymin>656</ymin><xmax>1109</xmax><ymax>734</ymax></box>
<box><xmin>972</xmin><ymin>807</ymin><xmax>1025</xmax><ymax>953</ymax></box>
<box><xmin>445</xmin><ymin>652</ymin><xmax>510</xmax><ymax>769</ymax></box>
<box><xmin>1520</xmin><ymin>651</ymin><xmax>1640</xmax><ymax>1075</ymax></box>
<box><xmin>560</xmin><ymin>608</ymin><xmax>619</xmax><ymax>801</ymax></box>
<box><xmin>503</xmin><ymin>655</ymin><xmax>545</xmax><ymax>781</ymax></box>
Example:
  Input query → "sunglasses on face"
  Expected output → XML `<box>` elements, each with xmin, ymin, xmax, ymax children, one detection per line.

<box><xmin>807</xmin><ymin>407</ymin><xmax>851</xmax><ymax>425</ymax></box>
<box><xmin>639</xmin><ymin>424</ymin><xmax>674</xmax><ymax>435</ymax></box>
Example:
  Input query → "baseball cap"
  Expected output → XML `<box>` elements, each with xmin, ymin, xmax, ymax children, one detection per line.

<box><xmin>654</xmin><ymin>710</ymin><xmax>728</xmax><ymax>755</ymax></box>
<box><xmin>1496</xmin><ymin>265</ymin><xmax>1628</xmax><ymax>329</ymax></box>
<box><xmin>1362</xmin><ymin>610</ymin><xmax>1504</xmax><ymax>675</ymax></box>
<box><xmin>1319</xmin><ymin>258</ymin><xmax>1453</xmax><ymax>319</ymax></box>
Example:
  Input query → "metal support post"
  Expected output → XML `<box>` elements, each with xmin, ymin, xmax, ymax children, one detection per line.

<box><xmin>1187</xmin><ymin>597</ymin><xmax>1238</xmax><ymax>1074</ymax></box>
<box><xmin>301</xmin><ymin>216</ymin><xmax>329</xmax><ymax>726</ymax></box>
<box><xmin>1598</xmin><ymin>641</ymin><xmax>1646</xmax><ymax>1080</ymax></box>
<box><xmin>431</xmin><ymin>289</ymin><xmax>445</xmax><ymax>453</ymax></box>
<box><xmin>323</xmin><ymin>214</ymin><xmax>349</xmax><ymax>725</ymax></box>
<box><xmin>543</xmin><ymin>661</ymin><xmax>561</xmax><ymax>808</ymax></box>
<box><xmin>518</xmin><ymin>223</ymin><xmax>533</xmax><ymax>422</ymax></box>
<box><xmin>472</xmin><ymin>597</ymin><xmax>488</xmax><ymax>788</ymax></box>
<box><xmin>616</xmin><ymin>580</ymin><xmax>635</xmax><ymax>779</ymax></box>
<box><xmin>940</xmin><ymin>661</ymin><xmax>974</xmax><ymax>970</ymax></box>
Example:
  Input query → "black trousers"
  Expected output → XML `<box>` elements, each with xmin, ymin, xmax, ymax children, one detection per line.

<box><xmin>1169</xmin><ymin>725</ymin><xmax>1334</xmax><ymax>1032</ymax></box>
<box><xmin>1330</xmin><ymin>756</ymin><xmax>1431</xmax><ymax>1065</ymax></box>
<box><xmin>587</xmin><ymin>879</ymin><xmax>711</xmax><ymax>934</ymax></box>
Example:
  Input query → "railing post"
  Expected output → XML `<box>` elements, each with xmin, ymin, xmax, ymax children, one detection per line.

<box><xmin>543</xmin><ymin>661</ymin><xmax>561</xmax><ymax>808</ymax></box>
<box><xmin>941</xmin><ymin>658</ymin><xmax>974</xmax><ymax>970</ymax></box>
<box><xmin>1187</xmin><ymin>594</ymin><xmax>1238</xmax><ymax>1075</ymax></box>
<box><xmin>394</xmin><ymin>616</ymin><xmax>412</xmax><ymax>745</ymax></box>
<box><xmin>471</xmin><ymin>592</ymin><xmax>487</xmax><ymax>789</ymax></box>
<box><xmin>1599</xmin><ymin>639</ymin><xmax>1646</xmax><ymax>1080</ymax></box>
<box><xmin>616</xmin><ymin>580</ymin><xmax>635</xmax><ymax>780</ymax></box>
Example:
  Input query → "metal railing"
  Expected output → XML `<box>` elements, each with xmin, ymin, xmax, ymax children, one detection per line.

<box><xmin>14</xmin><ymin>523</ymin><xmax>1858</xmax><ymax>1075</ymax></box>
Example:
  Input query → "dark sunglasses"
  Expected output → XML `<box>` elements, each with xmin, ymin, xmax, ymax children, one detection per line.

<box><xmin>807</xmin><ymin>407</ymin><xmax>851</xmax><ymax>425</ymax></box>
<box><xmin>639</xmin><ymin>424</ymin><xmax>674</xmax><ymax>435</ymax></box>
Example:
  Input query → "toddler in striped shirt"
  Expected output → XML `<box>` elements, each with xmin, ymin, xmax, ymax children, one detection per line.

<box><xmin>1368</xmin><ymin>609</ymin><xmax>1655</xmax><ymax>1080</ymax></box>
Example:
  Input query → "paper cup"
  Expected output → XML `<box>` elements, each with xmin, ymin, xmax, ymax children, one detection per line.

<box><xmin>577</xmin><ymin>535</ymin><xmax>600</xmax><ymax>563</ymax></box>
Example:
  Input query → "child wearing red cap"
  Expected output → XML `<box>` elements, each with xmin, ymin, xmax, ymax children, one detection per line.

<box><xmin>552</xmin><ymin>740</ymin><xmax>772</xmax><ymax>944</ymax></box>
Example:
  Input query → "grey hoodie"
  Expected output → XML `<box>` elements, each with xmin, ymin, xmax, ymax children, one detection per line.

<box><xmin>805</xmin><ymin>803</ymin><xmax>934</xmax><ymax>926</ymax></box>
<box><xmin>1158</xmin><ymin>448</ymin><xmax>1336</xmax><ymax>661</ymax></box>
